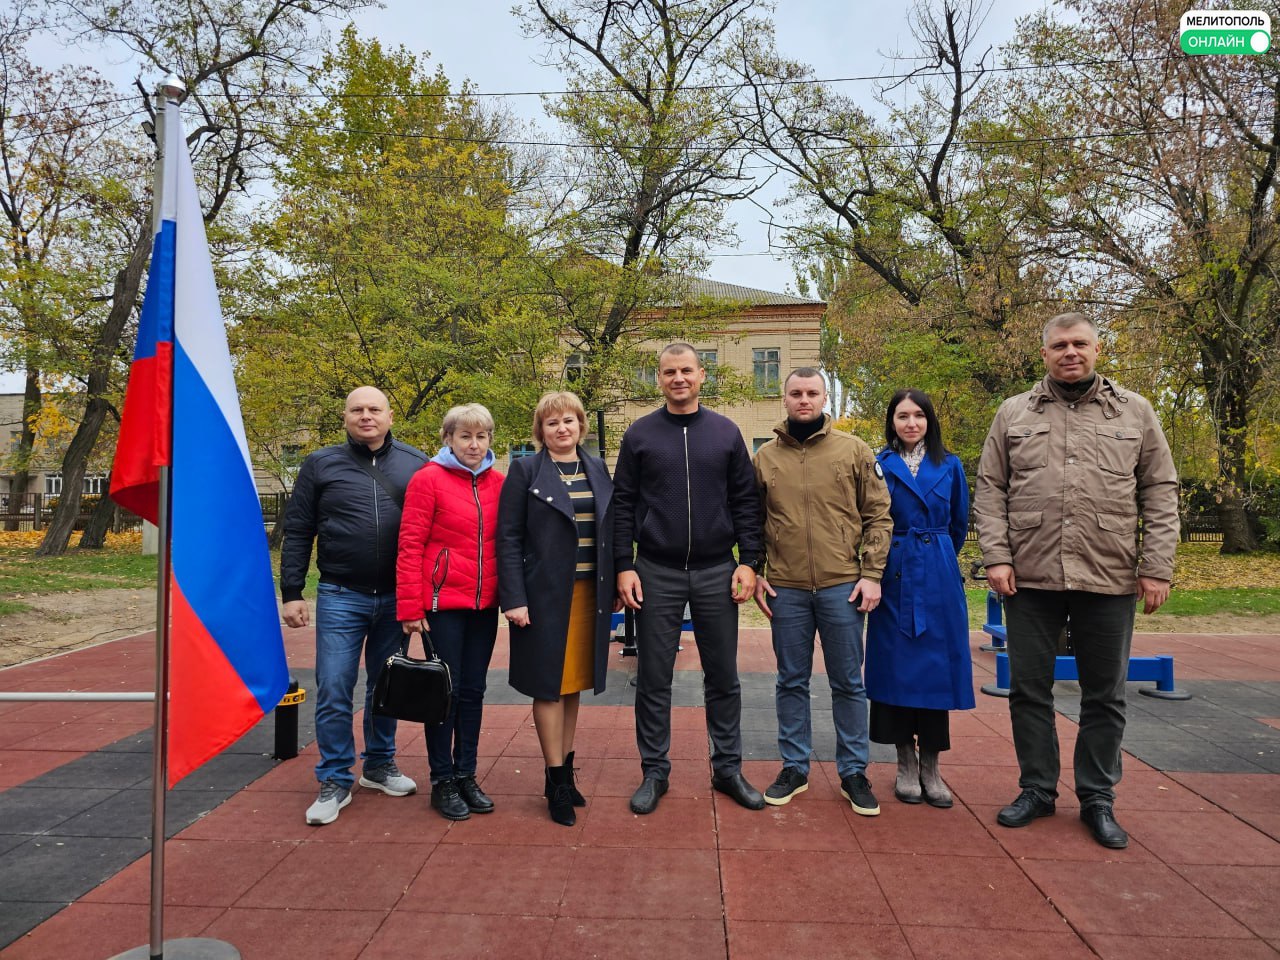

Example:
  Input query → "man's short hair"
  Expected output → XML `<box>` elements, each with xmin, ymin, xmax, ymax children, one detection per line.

<box><xmin>1042</xmin><ymin>312</ymin><xmax>1097</xmax><ymax>344</ymax></box>
<box><xmin>532</xmin><ymin>390</ymin><xmax>588</xmax><ymax>445</ymax></box>
<box><xmin>784</xmin><ymin>367</ymin><xmax>826</xmax><ymax>390</ymax></box>
<box><xmin>440</xmin><ymin>403</ymin><xmax>495</xmax><ymax>441</ymax></box>
<box><xmin>658</xmin><ymin>342</ymin><xmax>701</xmax><ymax>366</ymax></box>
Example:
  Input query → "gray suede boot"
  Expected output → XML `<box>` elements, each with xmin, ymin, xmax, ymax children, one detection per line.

<box><xmin>919</xmin><ymin>750</ymin><xmax>953</xmax><ymax>808</ymax></box>
<box><xmin>894</xmin><ymin>744</ymin><xmax>923</xmax><ymax>804</ymax></box>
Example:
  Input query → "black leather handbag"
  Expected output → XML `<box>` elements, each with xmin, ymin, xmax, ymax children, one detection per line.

<box><xmin>371</xmin><ymin>632</ymin><xmax>452</xmax><ymax>726</ymax></box>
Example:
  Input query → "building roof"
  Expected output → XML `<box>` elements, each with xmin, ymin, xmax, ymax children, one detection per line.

<box><xmin>685</xmin><ymin>277</ymin><xmax>824</xmax><ymax>306</ymax></box>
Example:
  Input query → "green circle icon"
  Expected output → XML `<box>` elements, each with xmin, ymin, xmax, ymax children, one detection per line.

<box><xmin>1251</xmin><ymin>30</ymin><xmax>1271</xmax><ymax>52</ymax></box>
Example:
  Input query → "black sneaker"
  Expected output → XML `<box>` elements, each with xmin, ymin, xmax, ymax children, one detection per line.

<box><xmin>840</xmin><ymin>772</ymin><xmax>881</xmax><ymax>817</ymax></box>
<box><xmin>430</xmin><ymin>779</ymin><xmax>471</xmax><ymax>821</ymax></box>
<box><xmin>764</xmin><ymin>766</ymin><xmax>809</xmax><ymax>806</ymax></box>
<box><xmin>456</xmin><ymin>775</ymin><xmax>495</xmax><ymax>814</ymax></box>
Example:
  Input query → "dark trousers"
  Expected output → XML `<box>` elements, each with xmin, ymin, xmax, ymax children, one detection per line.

<box><xmin>1004</xmin><ymin>588</ymin><xmax>1135</xmax><ymax>806</ymax></box>
<box><xmin>423</xmin><ymin>608</ymin><xmax>498</xmax><ymax>784</ymax></box>
<box><xmin>634</xmin><ymin>557</ymin><xmax>742</xmax><ymax>780</ymax></box>
<box><xmin>869</xmin><ymin>701</ymin><xmax>951</xmax><ymax>752</ymax></box>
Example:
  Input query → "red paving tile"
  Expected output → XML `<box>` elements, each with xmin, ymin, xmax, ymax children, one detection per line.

<box><xmin>714</xmin><ymin>796</ymin><xmax>859</xmax><ymax>852</ymax></box>
<box><xmin>868</xmin><ymin>852</ymin><xmax>1067</xmax><ymax>931</ymax></box>
<box><xmin>359</xmin><ymin>912</ymin><xmax>556</xmax><ymax>960</ymax></box>
<box><xmin>0</xmin><ymin>903</ymin><xmax>223</xmax><ymax>960</ymax></box>
<box><xmin>80</xmin><ymin>839</ymin><xmax>298</xmax><ymax>906</ymax></box>
<box><xmin>1168</xmin><ymin>771</ymin><xmax>1280</xmax><ymax>814</ymax></box>
<box><xmin>0</xmin><ymin>749</ymin><xmax>82</xmax><ymax>788</ymax></box>
<box><xmin>855</xmin><ymin>800</ymin><xmax>1006</xmax><ymax>858</ymax></box>
<box><xmin>238</xmin><ymin>841</ymin><xmax>432</xmax><ymax>911</ymax></box>
<box><xmin>437</xmin><ymin>791</ymin><xmax>590</xmax><ymax>845</ymax></box>
<box><xmin>968</xmin><ymin>804</ymin><xmax>1158</xmax><ymax>863</ymax></box>
<box><xmin>560</xmin><ymin>847</ymin><xmax>723</xmax><ymax>920</ymax></box>
<box><xmin>1123</xmin><ymin>809</ymin><xmax>1280</xmax><ymax>865</ymax></box>
<box><xmin>579</xmin><ymin>794</ymin><xmax>718</xmax><ymax>849</ymax></box>
<box><xmin>728</xmin><ymin>921</ymin><xmax>912</xmax><ymax>960</ymax></box>
<box><xmin>901</xmin><ymin>926</ymin><xmax>1097</xmax><ymax>959</ymax></box>
<box><xmin>403</xmin><ymin>843</ymin><xmax>575</xmax><ymax>915</ymax></box>
<box><xmin>1239</xmin><ymin>812</ymin><xmax>1280</xmax><ymax>843</ymax></box>
<box><xmin>1019</xmin><ymin>860</ymin><xmax>1255</xmax><ymax>938</ymax></box>
<box><xmin>200</xmin><ymin>906</ymin><xmax>386</xmax><ymax>960</ymax></box>
<box><xmin>590</xmin><ymin>756</ymin><xmax>712</xmax><ymax>798</ymax></box>
<box><xmin>1260</xmin><ymin>717</ymin><xmax>1280</xmax><ymax>731</ymax></box>
<box><xmin>553</xmin><ymin>917</ymin><xmax>728</xmax><ymax>960</ymax></box>
<box><xmin>1083</xmin><ymin>934</ymin><xmax>1280</xmax><ymax>959</ymax></box>
<box><xmin>721</xmin><ymin>849</ymin><xmax>895</xmax><ymax>924</ymax></box>
<box><xmin>1171</xmin><ymin>864</ymin><xmax>1280</xmax><ymax>938</ymax></box>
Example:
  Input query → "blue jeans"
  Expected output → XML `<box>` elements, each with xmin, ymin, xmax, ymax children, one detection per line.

<box><xmin>423</xmin><ymin>608</ymin><xmax>498</xmax><ymax>784</ymax></box>
<box><xmin>313</xmin><ymin>582</ymin><xmax>403</xmax><ymax>788</ymax></box>
<box><xmin>770</xmin><ymin>583</ymin><xmax>870</xmax><ymax>779</ymax></box>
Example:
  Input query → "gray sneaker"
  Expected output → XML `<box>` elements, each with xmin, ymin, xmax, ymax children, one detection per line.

<box><xmin>306</xmin><ymin>780</ymin><xmax>351</xmax><ymax>825</ymax></box>
<box><xmin>359</xmin><ymin>761</ymin><xmax>417</xmax><ymax>797</ymax></box>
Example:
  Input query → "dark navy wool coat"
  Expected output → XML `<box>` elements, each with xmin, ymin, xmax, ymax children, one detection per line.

<box><xmin>496</xmin><ymin>447</ymin><xmax>614</xmax><ymax>701</ymax></box>
<box><xmin>865</xmin><ymin>449</ymin><xmax>976</xmax><ymax>711</ymax></box>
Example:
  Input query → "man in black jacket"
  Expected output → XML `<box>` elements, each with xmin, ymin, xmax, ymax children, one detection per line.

<box><xmin>280</xmin><ymin>386</ymin><xmax>428</xmax><ymax>825</ymax></box>
<box><xmin>615</xmin><ymin>344</ymin><xmax>765</xmax><ymax>814</ymax></box>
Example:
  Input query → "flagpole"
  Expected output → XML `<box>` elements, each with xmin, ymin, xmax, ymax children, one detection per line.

<box><xmin>111</xmin><ymin>77</ymin><xmax>240</xmax><ymax>960</ymax></box>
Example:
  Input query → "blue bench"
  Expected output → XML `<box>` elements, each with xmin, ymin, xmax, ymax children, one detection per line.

<box><xmin>979</xmin><ymin>591</ymin><xmax>1191</xmax><ymax>701</ymax></box>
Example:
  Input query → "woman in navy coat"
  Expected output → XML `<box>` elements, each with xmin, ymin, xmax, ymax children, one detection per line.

<box><xmin>496</xmin><ymin>391</ymin><xmax>615</xmax><ymax>827</ymax></box>
<box><xmin>865</xmin><ymin>388</ymin><xmax>974</xmax><ymax>808</ymax></box>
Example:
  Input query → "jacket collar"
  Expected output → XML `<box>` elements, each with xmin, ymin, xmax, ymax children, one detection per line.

<box><xmin>1028</xmin><ymin>373</ymin><xmax>1124</xmax><ymax>418</ymax></box>
<box><xmin>346</xmin><ymin>432</ymin><xmax>392</xmax><ymax>460</ymax></box>
<box><xmin>528</xmin><ymin>446</ymin><xmax>611</xmax><ymax>522</ymax></box>
<box><xmin>877</xmin><ymin>446</ymin><xmax>946</xmax><ymax>500</ymax></box>
<box><xmin>772</xmin><ymin>414</ymin><xmax>833</xmax><ymax>448</ymax></box>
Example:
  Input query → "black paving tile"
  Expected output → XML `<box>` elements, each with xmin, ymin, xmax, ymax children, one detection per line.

<box><xmin>0</xmin><ymin>786</ymin><xmax>119</xmax><ymax>835</ymax></box>
<box><xmin>1121</xmin><ymin>739</ymin><xmax>1269</xmax><ymax>773</ymax></box>
<box><xmin>1219</xmin><ymin>742</ymin><xmax>1280</xmax><ymax>773</ymax></box>
<box><xmin>27</xmin><ymin>749</ymin><xmax>150</xmax><ymax>790</ymax></box>
<box><xmin>54</xmin><ymin>787</ymin><xmax>221</xmax><ymax>840</ymax></box>
<box><xmin>2</xmin><ymin>834</ymin><xmax>150</xmax><ymax>902</ymax></box>
<box><xmin>0</xmin><ymin>900</ymin><xmax>64</xmax><ymax>948</ymax></box>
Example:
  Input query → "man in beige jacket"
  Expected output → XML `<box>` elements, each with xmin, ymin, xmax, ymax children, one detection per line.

<box><xmin>975</xmin><ymin>313</ymin><xmax>1179</xmax><ymax>849</ymax></box>
<box><xmin>753</xmin><ymin>368</ymin><xmax>893</xmax><ymax>815</ymax></box>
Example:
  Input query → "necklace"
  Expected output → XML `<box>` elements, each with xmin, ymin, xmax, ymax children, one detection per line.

<box><xmin>553</xmin><ymin>459</ymin><xmax>581</xmax><ymax>484</ymax></box>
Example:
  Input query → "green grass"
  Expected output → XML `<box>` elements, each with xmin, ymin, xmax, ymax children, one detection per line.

<box><xmin>0</xmin><ymin>547</ymin><xmax>157</xmax><ymax>597</ymax></box>
<box><xmin>963</xmin><ymin>584</ymin><xmax>1280</xmax><ymax>628</ymax></box>
<box><xmin>0</xmin><ymin>599</ymin><xmax>31</xmax><ymax>615</ymax></box>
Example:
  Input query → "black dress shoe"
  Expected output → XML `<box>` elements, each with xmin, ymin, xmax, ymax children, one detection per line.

<box><xmin>430</xmin><ymin>779</ymin><xmax>471</xmax><ymax>821</ymax></box>
<box><xmin>629</xmin><ymin>777</ymin><xmax>668</xmax><ymax>815</ymax></box>
<box><xmin>996</xmin><ymin>788</ymin><xmax>1056</xmax><ymax>828</ymax></box>
<box><xmin>456</xmin><ymin>775</ymin><xmax>495</xmax><ymax>814</ymax></box>
<box><xmin>1080</xmin><ymin>803</ymin><xmax>1129</xmax><ymax>849</ymax></box>
<box><xmin>711</xmin><ymin>772</ymin><xmax>766</xmax><ymax>811</ymax></box>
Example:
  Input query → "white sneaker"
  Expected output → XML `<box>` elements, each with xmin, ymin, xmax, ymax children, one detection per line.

<box><xmin>358</xmin><ymin>761</ymin><xmax>418</xmax><ymax>797</ymax></box>
<box><xmin>306</xmin><ymin>780</ymin><xmax>351</xmax><ymax>825</ymax></box>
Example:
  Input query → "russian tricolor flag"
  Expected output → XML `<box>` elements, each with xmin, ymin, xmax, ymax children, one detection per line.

<box><xmin>111</xmin><ymin>99</ymin><xmax>289</xmax><ymax>787</ymax></box>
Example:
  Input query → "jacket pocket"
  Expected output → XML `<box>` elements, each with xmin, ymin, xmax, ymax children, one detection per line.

<box><xmin>1007</xmin><ymin>510</ymin><xmax>1043</xmax><ymax>557</ymax></box>
<box><xmin>1095</xmin><ymin>426</ymin><xmax>1142</xmax><ymax>476</ymax></box>
<box><xmin>1007</xmin><ymin>422</ymin><xmax>1051</xmax><ymax>471</ymax></box>
<box><xmin>1096</xmin><ymin>512</ymin><xmax>1138</xmax><ymax>535</ymax></box>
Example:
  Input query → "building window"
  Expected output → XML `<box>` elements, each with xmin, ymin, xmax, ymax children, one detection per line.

<box><xmin>509</xmin><ymin>442</ymin><xmax>537</xmax><ymax>461</ymax></box>
<box><xmin>634</xmin><ymin>364</ymin><xmax>657</xmax><ymax>389</ymax></box>
<box><xmin>753</xmin><ymin>348</ymin><xmax>781</xmax><ymax>395</ymax></box>
<box><xmin>83</xmin><ymin>474</ymin><xmax>107</xmax><ymax>496</ymax></box>
<box><xmin>565</xmin><ymin>352</ymin><xmax>586</xmax><ymax>383</ymax></box>
<box><xmin>752</xmin><ymin>437</ymin><xmax>772</xmax><ymax>453</ymax></box>
<box><xmin>697</xmin><ymin>350</ymin><xmax>718</xmax><ymax>393</ymax></box>
<box><xmin>44</xmin><ymin>473</ymin><xmax>62</xmax><ymax>496</ymax></box>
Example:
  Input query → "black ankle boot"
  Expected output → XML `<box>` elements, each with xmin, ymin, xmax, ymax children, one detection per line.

<box><xmin>546</xmin><ymin>765</ymin><xmax>576</xmax><ymax>826</ymax></box>
<box><xmin>564</xmin><ymin>750</ymin><xmax>586</xmax><ymax>807</ymax></box>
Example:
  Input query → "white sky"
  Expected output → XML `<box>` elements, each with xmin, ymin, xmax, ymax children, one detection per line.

<box><xmin>1</xmin><ymin>0</ymin><xmax>1050</xmax><ymax>392</ymax></box>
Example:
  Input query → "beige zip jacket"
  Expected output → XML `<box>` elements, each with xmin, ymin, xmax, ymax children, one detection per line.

<box><xmin>974</xmin><ymin>375</ymin><xmax>1179</xmax><ymax>595</ymax></box>
<box><xmin>753</xmin><ymin>416</ymin><xmax>892</xmax><ymax>590</ymax></box>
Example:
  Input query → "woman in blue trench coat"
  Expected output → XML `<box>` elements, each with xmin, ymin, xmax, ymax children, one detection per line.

<box><xmin>865</xmin><ymin>388</ymin><xmax>975</xmax><ymax>808</ymax></box>
<box><xmin>497</xmin><ymin>391</ymin><xmax>615</xmax><ymax>827</ymax></box>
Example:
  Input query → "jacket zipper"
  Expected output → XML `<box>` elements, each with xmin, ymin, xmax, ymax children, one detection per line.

<box><xmin>371</xmin><ymin>453</ymin><xmax>381</xmax><ymax>594</ymax></box>
<box><xmin>683</xmin><ymin>426</ymin><xmax>692</xmax><ymax>570</ymax></box>
<box><xmin>802</xmin><ymin>444</ymin><xmax>816</xmax><ymax>592</ymax></box>
<box><xmin>472</xmin><ymin>474</ymin><xmax>484</xmax><ymax>608</ymax></box>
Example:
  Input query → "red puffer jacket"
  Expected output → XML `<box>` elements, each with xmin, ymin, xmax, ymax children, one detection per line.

<box><xmin>396</xmin><ymin>460</ymin><xmax>504</xmax><ymax>618</ymax></box>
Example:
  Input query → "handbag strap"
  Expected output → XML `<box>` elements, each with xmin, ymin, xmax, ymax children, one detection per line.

<box><xmin>345</xmin><ymin>444</ymin><xmax>406</xmax><ymax>509</ymax></box>
<box><xmin>400</xmin><ymin>628</ymin><xmax>441</xmax><ymax>662</ymax></box>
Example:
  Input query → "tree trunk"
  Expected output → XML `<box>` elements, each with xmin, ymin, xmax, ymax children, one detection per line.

<box><xmin>36</xmin><ymin>227</ymin><xmax>150</xmax><ymax>557</ymax></box>
<box><xmin>4</xmin><ymin>368</ymin><xmax>42</xmax><ymax>531</ymax></box>
<box><xmin>77</xmin><ymin>487</ymin><xmax>117</xmax><ymax>550</ymax></box>
<box><xmin>1212</xmin><ymin>368</ymin><xmax>1259</xmax><ymax>554</ymax></box>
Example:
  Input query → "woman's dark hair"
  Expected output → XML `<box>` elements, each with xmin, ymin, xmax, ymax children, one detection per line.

<box><xmin>884</xmin><ymin>388</ymin><xmax>947</xmax><ymax>465</ymax></box>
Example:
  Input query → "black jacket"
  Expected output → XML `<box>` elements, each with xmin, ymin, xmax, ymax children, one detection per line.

<box><xmin>613</xmin><ymin>406</ymin><xmax>761</xmax><ymax>572</ymax></box>
<box><xmin>279</xmin><ymin>433</ymin><xmax>428</xmax><ymax>602</ymax></box>
<box><xmin>496</xmin><ymin>448</ymin><xmax>615</xmax><ymax>700</ymax></box>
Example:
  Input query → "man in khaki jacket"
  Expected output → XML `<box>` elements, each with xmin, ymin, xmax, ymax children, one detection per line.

<box><xmin>753</xmin><ymin>368</ymin><xmax>893</xmax><ymax>815</ymax></box>
<box><xmin>975</xmin><ymin>313</ymin><xmax>1179</xmax><ymax>849</ymax></box>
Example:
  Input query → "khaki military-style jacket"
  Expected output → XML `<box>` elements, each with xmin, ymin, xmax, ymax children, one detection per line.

<box><xmin>753</xmin><ymin>416</ymin><xmax>893</xmax><ymax>590</ymax></box>
<box><xmin>974</xmin><ymin>375</ymin><xmax>1179</xmax><ymax>595</ymax></box>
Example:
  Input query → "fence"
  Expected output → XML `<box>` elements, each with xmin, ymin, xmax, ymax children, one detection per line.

<box><xmin>963</xmin><ymin>515</ymin><xmax>1224</xmax><ymax>544</ymax></box>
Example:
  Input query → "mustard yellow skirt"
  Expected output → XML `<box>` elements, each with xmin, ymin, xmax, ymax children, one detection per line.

<box><xmin>561</xmin><ymin>579</ymin><xmax>596</xmax><ymax>695</ymax></box>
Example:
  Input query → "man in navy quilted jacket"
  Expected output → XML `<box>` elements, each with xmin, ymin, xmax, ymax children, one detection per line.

<box><xmin>280</xmin><ymin>386</ymin><xmax>428</xmax><ymax>825</ymax></box>
<box><xmin>614</xmin><ymin>344</ymin><xmax>765</xmax><ymax>814</ymax></box>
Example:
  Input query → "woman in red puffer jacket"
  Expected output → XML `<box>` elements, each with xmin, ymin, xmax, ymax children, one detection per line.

<box><xmin>397</xmin><ymin>403</ymin><xmax>503</xmax><ymax>822</ymax></box>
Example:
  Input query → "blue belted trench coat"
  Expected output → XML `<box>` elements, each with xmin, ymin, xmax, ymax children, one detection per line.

<box><xmin>864</xmin><ymin>448</ymin><xmax>975</xmax><ymax>711</ymax></box>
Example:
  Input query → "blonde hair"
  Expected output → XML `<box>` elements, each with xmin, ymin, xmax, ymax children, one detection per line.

<box><xmin>439</xmin><ymin>403</ymin><xmax>495</xmax><ymax>442</ymax></box>
<box><xmin>532</xmin><ymin>391</ymin><xmax>587</xmax><ymax>446</ymax></box>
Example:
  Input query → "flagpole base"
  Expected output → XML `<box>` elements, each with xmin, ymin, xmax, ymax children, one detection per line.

<box><xmin>109</xmin><ymin>938</ymin><xmax>240</xmax><ymax>959</ymax></box>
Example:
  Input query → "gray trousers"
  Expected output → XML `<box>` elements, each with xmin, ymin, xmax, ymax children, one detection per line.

<box><xmin>634</xmin><ymin>556</ymin><xmax>743</xmax><ymax>780</ymax></box>
<box><xmin>1004</xmin><ymin>588</ymin><xmax>1136</xmax><ymax>806</ymax></box>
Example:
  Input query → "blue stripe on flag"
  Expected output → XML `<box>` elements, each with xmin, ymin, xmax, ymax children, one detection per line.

<box><xmin>133</xmin><ymin>221</ymin><xmax>176</xmax><ymax>361</ymax></box>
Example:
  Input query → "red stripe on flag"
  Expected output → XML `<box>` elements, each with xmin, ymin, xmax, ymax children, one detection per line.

<box><xmin>167</xmin><ymin>577</ymin><xmax>266</xmax><ymax>787</ymax></box>
<box><xmin>109</xmin><ymin>343</ymin><xmax>173</xmax><ymax>524</ymax></box>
